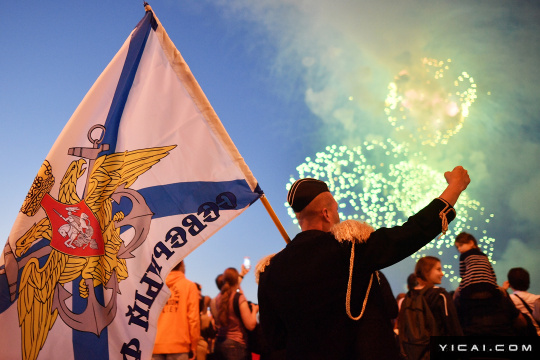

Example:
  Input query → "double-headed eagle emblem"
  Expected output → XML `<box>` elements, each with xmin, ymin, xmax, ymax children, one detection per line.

<box><xmin>2</xmin><ymin>125</ymin><xmax>175</xmax><ymax>360</ymax></box>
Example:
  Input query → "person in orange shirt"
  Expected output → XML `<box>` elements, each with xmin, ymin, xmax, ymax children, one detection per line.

<box><xmin>153</xmin><ymin>261</ymin><xmax>200</xmax><ymax>360</ymax></box>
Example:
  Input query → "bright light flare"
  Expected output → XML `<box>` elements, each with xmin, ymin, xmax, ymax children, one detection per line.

<box><xmin>384</xmin><ymin>58</ymin><xmax>477</xmax><ymax>146</ymax></box>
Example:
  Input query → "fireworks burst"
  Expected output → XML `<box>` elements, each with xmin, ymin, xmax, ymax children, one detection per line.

<box><xmin>286</xmin><ymin>139</ymin><xmax>495</xmax><ymax>284</ymax></box>
<box><xmin>384</xmin><ymin>58</ymin><xmax>477</xmax><ymax>146</ymax></box>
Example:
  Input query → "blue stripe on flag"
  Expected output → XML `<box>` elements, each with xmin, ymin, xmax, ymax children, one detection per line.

<box><xmin>99</xmin><ymin>11</ymin><xmax>156</xmax><ymax>156</ymax></box>
<box><xmin>0</xmin><ymin>179</ymin><xmax>261</xmax><ymax>315</ymax></box>
<box><xmin>139</xmin><ymin>180</ymin><xmax>261</xmax><ymax>219</ymax></box>
<box><xmin>74</xmin><ymin>11</ymin><xmax>157</xmax><ymax>360</ymax></box>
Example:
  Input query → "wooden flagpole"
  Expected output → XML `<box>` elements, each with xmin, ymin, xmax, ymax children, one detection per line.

<box><xmin>260</xmin><ymin>195</ymin><xmax>290</xmax><ymax>244</ymax></box>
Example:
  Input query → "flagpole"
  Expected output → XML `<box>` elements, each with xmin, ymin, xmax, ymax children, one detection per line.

<box><xmin>260</xmin><ymin>195</ymin><xmax>290</xmax><ymax>244</ymax></box>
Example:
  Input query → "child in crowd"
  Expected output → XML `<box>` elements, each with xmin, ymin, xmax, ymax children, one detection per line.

<box><xmin>452</xmin><ymin>233</ymin><xmax>527</xmax><ymax>336</ymax></box>
<box><xmin>454</xmin><ymin>232</ymin><xmax>499</xmax><ymax>300</ymax></box>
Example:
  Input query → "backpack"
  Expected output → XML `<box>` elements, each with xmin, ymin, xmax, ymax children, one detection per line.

<box><xmin>398</xmin><ymin>287</ymin><xmax>440</xmax><ymax>360</ymax></box>
<box><xmin>232</xmin><ymin>292</ymin><xmax>264</xmax><ymax>355</ymax></box>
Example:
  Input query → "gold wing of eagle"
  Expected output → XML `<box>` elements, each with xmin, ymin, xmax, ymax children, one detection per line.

<box><xmin>17</xmin><ymin>158</ymin><xmax>88</xmax><ymax>360</ymax></box>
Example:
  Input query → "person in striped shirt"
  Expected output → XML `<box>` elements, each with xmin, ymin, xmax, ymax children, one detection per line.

<box><xmin>452</xmin><ymin>232</ymin><xmax>528</xmax><ymax>336</ymax></box>
<box><xmin>454</xmin><ymin>232</ymin><xmax>499</xmax><ymax>300</ymax></box>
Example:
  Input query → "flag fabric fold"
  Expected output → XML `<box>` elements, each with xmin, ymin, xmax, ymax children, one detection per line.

<box><xmin>0</xmin><ymin>6</ymin><xmax>262</xmax><ymax>360</ymax></box>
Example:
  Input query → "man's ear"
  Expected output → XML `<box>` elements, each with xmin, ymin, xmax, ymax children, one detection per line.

<box><xmin>321</xmin><ymin>207</ymin><xmax>330</xmax><ymax>222</ymax></box>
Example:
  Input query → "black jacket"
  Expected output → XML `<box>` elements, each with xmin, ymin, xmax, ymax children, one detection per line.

<box><xmin>258</xmin><ymin>198</ymin><xmax>455</xmax><ymax>360</ymax></box>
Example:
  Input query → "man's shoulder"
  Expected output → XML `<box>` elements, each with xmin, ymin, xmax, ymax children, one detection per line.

<box><xmin>508</xmin><ymin>292</ymin><xmax>521</xmax><ymax>306</ymax></box>
<box><xmin>274</xmin><ymin>230</ymin><xmax>344</xmax><ymax>258</ymax></box>
<box><xmin>260</xmin><ymin>231</ymin><xmax>347</xmax><ymax>280</ymax></box>
<box><xmin>512</xmin><ymin>291</ymin><xmax>540</xmax><ymax>302</ymax></box>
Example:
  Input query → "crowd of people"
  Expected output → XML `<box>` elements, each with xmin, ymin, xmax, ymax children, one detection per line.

<box><xmin>394</xmin><ymin>252</ymin><xmax>539</xmax><ymax>359</ymax></box>
<box><xmin>151</xmin><ymin>166</ymin><xmax>540</xmax><ymax>360</ymax></box>
<box><xmin>152</xmin><ymin>260</ymin><xmax>261</xmax><ymax>360</ymax></box>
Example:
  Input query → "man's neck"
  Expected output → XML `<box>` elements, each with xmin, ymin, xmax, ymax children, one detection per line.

<box><xmin>301</xmin><ymin>222</ymin><xmax>330</xmax><ymax>232</ymax></box>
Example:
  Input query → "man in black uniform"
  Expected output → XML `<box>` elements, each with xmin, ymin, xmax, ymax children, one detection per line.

<box><xmin>258</xmin><ymin>166</ymin><xmax>470</xmax><ymax>360</ymax></box>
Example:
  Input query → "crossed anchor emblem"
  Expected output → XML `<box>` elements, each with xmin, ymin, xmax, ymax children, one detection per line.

<box><xmin>1</xmin><ymin>124</ymin><xmax>174</xmax><ymax>346</ymax></box>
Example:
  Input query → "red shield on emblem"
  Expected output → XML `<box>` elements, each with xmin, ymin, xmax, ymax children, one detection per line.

<box><xmin>41</xmin><ymin>194</ymin><xmax>105</xmax><ymax>256</ymax></box>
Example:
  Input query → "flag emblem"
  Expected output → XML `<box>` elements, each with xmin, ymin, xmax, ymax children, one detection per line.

<box><xmin>8</xmin><ymin>124</ymin><xmax>174</xmax><ymax>359</ymax></box>
<box><xmin>45</xmin><ymin>197</ymin><xmax>104</xmax><ymax>256</ymax></box>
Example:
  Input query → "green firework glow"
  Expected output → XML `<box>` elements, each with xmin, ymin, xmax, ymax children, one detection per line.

<box><xmin>286</xmin><ymin>139</ymin><xmax>495</xmax><ymax>284</ymax></box>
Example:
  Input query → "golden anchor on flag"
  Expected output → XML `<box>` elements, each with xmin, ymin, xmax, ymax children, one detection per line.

<box><xmin>52</xmin><ymin>270</ymin><xmax>120</xmax><ymax>335</ymax></box>
<box><xmin>113</xmin><ymin>183</ymin><xmax>154</xmax><ymax>259</ymax></box>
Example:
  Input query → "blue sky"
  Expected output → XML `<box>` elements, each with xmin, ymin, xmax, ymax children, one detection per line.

<box><xmin>1</xmin><ymin>0</ymin><xmax>540</xmax><ymax>303</ymax></box>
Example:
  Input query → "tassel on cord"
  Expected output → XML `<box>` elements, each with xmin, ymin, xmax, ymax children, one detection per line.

<box><xmin>345</xmin><ymin>241</ymin><xmax>374</xmax><ymax>320</ymax></box>
<box><xmin>331</xmin><ymin>220</ymin><xmax>376</xmax><ymax>321</ymax></box>
<box><xmin>436</xmin><ymin>197</ymin><xmax>456</xmax><ymax>238</ymax></box>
